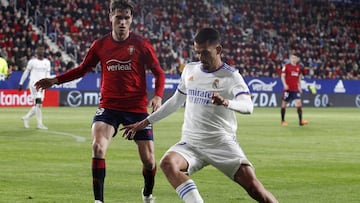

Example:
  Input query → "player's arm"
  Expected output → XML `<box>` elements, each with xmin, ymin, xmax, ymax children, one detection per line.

<box><xmin>145</xmin><ymin>40</ymin><xmax>166</xmax><ymax>112</ymax></box>
<box><xmin>298</xmin><ymin>72</ymin><xmax>303</xmax><ymax>94</ymax></box>
<box><xmin>212</xmin><ymin>92</ymin><xmax>253</xmax><ymax>114</ymax></box>
<box><xmin>34</xmin><ymin>77</ymin><xmax>58</xmax><ymax>90</ymax></box>
<box><xmin>36</xmin><ymin>42</ymin><xmax>99</xmax><ymax>90</ymax></box>
<box><xmin>18</xmin><ymin>63</ymin><xmax>31</xmax><ymax>91</ymax></box>
<box><xmin>281</xmin><ymin>70</ymin><xmax>288</xmax><ymax>91</ymax></box>
<box><xmin>121</xmin><ymin>90</ymin><xmax>186</xmax><ymax>139</ymax></box>
<box><xmin>149</xmin><ymin>63</ymin><xmax>165</xmax><ymax>112</ymax></box>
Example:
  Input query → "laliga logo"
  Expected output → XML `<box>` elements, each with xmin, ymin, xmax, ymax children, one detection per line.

<box><xmin>248</xmin><ymin>79</ymin><xmax>277</xmax><ymax>92</ymax></box>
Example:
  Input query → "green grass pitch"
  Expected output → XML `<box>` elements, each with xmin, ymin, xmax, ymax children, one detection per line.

<box><xmin>0</xmin><ymin>107</ymin><xmax>359</xmax><ymax>203</ymax></box>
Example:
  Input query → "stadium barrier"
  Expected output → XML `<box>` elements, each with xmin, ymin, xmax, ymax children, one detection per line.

<box><xmin>1</xmin><ymin>71</ymin><xmax>360</xmax><ymax>107</ymax></box>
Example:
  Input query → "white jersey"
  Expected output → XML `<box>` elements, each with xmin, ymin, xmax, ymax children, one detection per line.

<box><xmin>19</xmin><ymin>57</ymin><xmax>51</xmax><ymax>87</ymax></box>
<box><xmin>178</xmin><ymin>62</ymin><xmax>251</xmax><ymax>147</ymax></box>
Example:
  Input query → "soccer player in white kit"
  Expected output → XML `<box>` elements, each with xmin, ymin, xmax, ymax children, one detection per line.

<box><xmin>19</xmin><ymin>44</ymin><xmax>51</xmax><ymax>129</ymax></box>
<box><xmin>122</xmin><ymin>28</ymin><xmax>278</xmax><ymax>203</ymax></box>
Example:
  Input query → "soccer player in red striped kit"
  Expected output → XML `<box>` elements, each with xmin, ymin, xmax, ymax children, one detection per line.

<box><xmin>35</xmin><ymin>1</ymin><xmax>165</xmax><ymax>202</ymax></box>
<box><xmin>280</xmin><ymin>53</ymin><xmax>308</xmax><ymax>126</ymax></box>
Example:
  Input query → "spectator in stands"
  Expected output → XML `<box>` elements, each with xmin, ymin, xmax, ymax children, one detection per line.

<box><xmin>0</xmin><ymin>51</ymin><xmax>9</xmax><ymax>80</ymax></box>
<box><xmin>3</xmin><ymin>0</ymin><xmax>360</xmax><ymax>80</ymax></box>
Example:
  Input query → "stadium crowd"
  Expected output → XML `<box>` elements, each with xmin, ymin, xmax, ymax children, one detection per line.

<box><xmin>1</xmin><ymin>0</ymin><xmax>360</xmax><ymax>79</ymax></box>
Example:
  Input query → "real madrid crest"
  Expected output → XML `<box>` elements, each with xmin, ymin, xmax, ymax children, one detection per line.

<box><xmin>212</xmin><ymin>79</ymin><xmax>219</xmax><ymax>89</ymax></box>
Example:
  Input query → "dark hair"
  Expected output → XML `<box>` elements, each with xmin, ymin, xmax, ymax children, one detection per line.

<box><xmin>110</xmin><ymin>0</ymin><xmax>134</xmax><ymax>15</ymax></box>
<box><xmin>194</xmin><ymin>28</ymin><xmax>221</xmax><ymax>45</ymax></box>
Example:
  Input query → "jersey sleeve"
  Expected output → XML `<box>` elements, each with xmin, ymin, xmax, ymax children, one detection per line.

<box><xmin>19</xmin><ymin>60</ymin><xmax>32</xmax><ymax>85</ymax></box>
<box><xmin>143</xmin><ymin>40</ymin><xmax>165</xmax><ymax>98</ymax></box>
<box><xmin>56</xmin><ymin>41</ymin><xmax>100</xmax><ymax>84</ymax></box>
<box><xmin>226</xmin><ymin>72</ymin><xmax>253</xmax><ymax>114</ymax></box>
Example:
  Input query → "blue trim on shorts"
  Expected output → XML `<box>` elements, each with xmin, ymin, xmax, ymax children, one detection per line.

<box><xmin>93</xmin><ymin>108</ymin><xmax>153</xmax><ymax>140</ymax></box>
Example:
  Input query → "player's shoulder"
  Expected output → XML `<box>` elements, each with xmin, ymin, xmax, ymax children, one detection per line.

<box><xmin>220</xmin><ymin>63</ymin><xmax>237</xmax><ymax>73</ymax></box>
<box><xmin>186</xmin><ymin>61</ymin><xmax>201</xmax><ymax>67</ymax></box>
<box><xmin>27</xmin><ymin>56</ymin><xmax>37</xmax><ymax>63</ymax></box>
<box><xmin>92</xmin><ymin>33</ymin><xmax>111</xmax><ymax>46</ymax></box>
<box><xmin>128</xmin><ymin>32</ymin><xmax>150</xmax><ymax>44</ymax></box>
<box><xmin>183</xmin><ymin>61</ymin><xmax>201</xmax><ymax>71</ymax></box>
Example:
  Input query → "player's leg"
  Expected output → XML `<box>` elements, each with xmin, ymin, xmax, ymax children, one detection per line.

<box><xmin>295</xmin><ymin>98</ymin><xmax>308</xmax><ymax>126</ymax></box>
<box><xmin>22</xmin><ymin>106</ymin><xmax>35</xmax><ymax>128</ymax></box>
<box><xmin>160</xmin><ymin>146</ymin><xmax>203</xmax><ymax>203</ymax></box>
<box><xmin>234</xmin><ymin>164</ymin><xmax>278</xmax><ymax>203</ymax></box>
<box><xmin>91</xmin><ymin>108</ymin><xmax>118</xmax><ymax>203</ymax></box>
<box><xmin>280</xmin><ymin>100</ymin><xmax>288</xmax><ymax>126</ymax></box>
<box><xmin>280</xmin><ymin>91</ymin><xmax>289</xmax><ymax>126</ymax></box>
<box><xmin>35</xmin><ymin>98</ymin><xmax>47</xmax><ymax>129</ymax></box>
<box><xmin>22</xmin><ymin>86</ymin><xmax>37</xmax><ymax>128</ymax></box>
<box><xmin>32</xmin><ymin>86</ymin><xmax>47</xmax><ymax>129</ymax></box>
<box><xmin>136</xmin><ymin>140</ymin><xmax>157</xmax><ymax>202</ymax></box>
<box><xmin>91</xmin><ymin>121</ymin><xmax>114</xmax><ymax>203</ymax></box>
<box><xmin>124</xmin><ymin>112</ymin><xmax>157</xmax><ymax>202</ymax></box>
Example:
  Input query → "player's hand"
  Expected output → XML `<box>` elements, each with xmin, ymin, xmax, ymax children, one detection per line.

<box><xmin>149</xmin><ymin>95</ymin><xmax>162</xmax><ymax>112</ymax></box>
<box><xmin>283</xmin><ymin>84</ymin><xmax>289</xmax><ymax>90</ymax></box>
<box><xmin>120</xmin><ymin>119</ymin><xmax>150</xmax><ymax>140</ymax></box>
<box><xmin>34</xmin><ymin>78</ymin><xmax>57</xmax><ymax>91</ymax></box>
<box><xmin>18</xmin><ymin>84</ymin><xmax>23</xmax><ymax>91</ymax></box>
<box><xmin>211</xmin><ymin>92</ymin><xmax>228</xmax><ymax>107</ymax></box>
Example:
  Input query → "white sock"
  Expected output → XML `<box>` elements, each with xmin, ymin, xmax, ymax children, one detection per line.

<box><xmin>24</xmin><ymin>106</ymin><xmax>36</xmax><ymax>119</ymax></box>
<box><xmin>175</xmin><ymin>179</ymin><xmax>203</xmax><ymax>203</ymax></box>
<box><xmin>35</xmin><ymin>104</ymin><xmax>43</xmax><ymax>125</ymax></box>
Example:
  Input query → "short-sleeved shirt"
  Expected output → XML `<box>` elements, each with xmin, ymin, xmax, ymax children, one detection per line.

<box><xmin>282</xmin><ymin>63</ymin><xmax>302</xmax><ymax>91</ymax></box>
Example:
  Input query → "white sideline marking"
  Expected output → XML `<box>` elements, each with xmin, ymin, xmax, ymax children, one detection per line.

<box><xmin>40</xmin><ymin>130</ymin><xmax>86</xmax><ymax>142</ymax></box>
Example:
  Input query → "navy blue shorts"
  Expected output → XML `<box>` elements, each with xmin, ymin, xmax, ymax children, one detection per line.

<box><xmin>282</xmin><ymin>91</ymin><xmax>301</xmax><ymax>102</ymax></box>
<box><xmin>93</xmin><ymin>108</ymin><xmax>153</xmax><ymax>140</ymax></box>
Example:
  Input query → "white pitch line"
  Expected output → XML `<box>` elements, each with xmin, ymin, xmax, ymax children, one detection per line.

<box><xmin>40</xmin><ymin>130</ymin><xmax>86</xmax><ymax>142</ymax></box>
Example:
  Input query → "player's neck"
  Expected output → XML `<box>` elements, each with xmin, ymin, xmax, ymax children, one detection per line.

<box><xmin>112</xmin><ymin>31</ymin><xmax>129</xmax><ymax>41</ymax></box>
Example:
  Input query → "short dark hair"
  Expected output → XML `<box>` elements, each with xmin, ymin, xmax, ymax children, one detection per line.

<box><xmin>110</xmin><ymin>0</ymin><xmax>134</xmax><ymax>15</ymax></box>
<box><xmin>194</xmin><ymin>28</ymin><xmax>221</xmax><ymax>45</ymax></box>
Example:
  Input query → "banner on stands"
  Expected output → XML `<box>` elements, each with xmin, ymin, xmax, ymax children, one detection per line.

<box><xmin>1</xmin><ymin>71</ymin><xmax>359</xmax><ymax>107</ymax></box>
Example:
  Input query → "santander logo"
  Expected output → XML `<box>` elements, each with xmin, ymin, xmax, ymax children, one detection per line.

<box><xmin>0</xmin><ymin>91</ymin><xmax>33</xmax><ymax>106</ymax></box>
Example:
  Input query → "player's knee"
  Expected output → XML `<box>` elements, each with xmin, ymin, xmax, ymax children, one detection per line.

<box><xmin>92</xmin><ymin>142</ymin><xmax>106</xmax><ymax>158</ymax></box>
<box><xmin>159</xmin><ymin>155</ymin><xmax>173</xmax><ymax>172</ymax></box>
<box><xmin>141</xmin><ymin>155</ymin><xmax>155</xmax><ymax>169</ymax></box>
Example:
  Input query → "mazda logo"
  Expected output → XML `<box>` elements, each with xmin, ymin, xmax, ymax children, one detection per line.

<box><xmin>67</xmin><ymin>91</ymin><xmax>82</xmax><ymax>107</ymax></box>
<box><xmin>355</xmin><ymin>95</ymin><xmax>360</xmax><ymax>107</ymax></box>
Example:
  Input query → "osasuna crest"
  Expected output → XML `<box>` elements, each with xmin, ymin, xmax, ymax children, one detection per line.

<box><xmin>212</xmin><ymin>79</ymin><xmax>220</xmax><ymax>89</ymax></box>
<box><xmin>128</xmin><ymin>46</ymin><xmax>135</xmax><ymax>55</ymax></box>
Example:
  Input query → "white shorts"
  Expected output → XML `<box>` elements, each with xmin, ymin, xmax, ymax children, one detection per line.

<box><xmin>29</xmin><ymin>85</ymin><xmax>45</xmax><ymax>101</ymax></box>
<box><xmin>164</xmin><ymin>141</ymin><xmax>252</xmax><ymax>180</ymax></box>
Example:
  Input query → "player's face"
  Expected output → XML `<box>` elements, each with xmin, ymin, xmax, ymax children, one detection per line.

<box><xmin>110</xmin><ymin>8</ymin><xmax>132</xmax><ymax>41</ymax></box>
<box><xmin>290</xmin><ymin>55</ymin><xmax>299</xmax><ymax>65</ymax></box>
<box><xmin>194</xmin><ymin>41</ymin><xmax>221</xmax><ymax>71</ymax></box>
<box><xmin>37</xmin><ymin>47</ymin><xmax>45</xmax><ymax>58</ymax></box>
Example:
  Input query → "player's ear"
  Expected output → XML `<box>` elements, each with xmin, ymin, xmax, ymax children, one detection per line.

<box><xmin>216</xmin><ymin>45</ymin><xmax>222</xmax><ymax>55</ymax></box>
<box><xmin>109</xmin><ymin>12</ymin><xmax>113</xmax><ymax>23</ymax></box>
